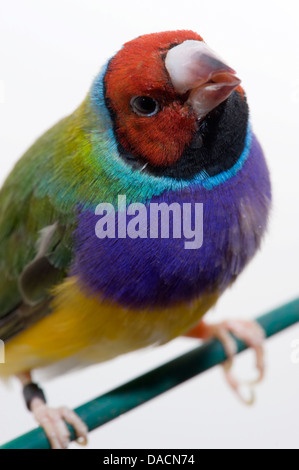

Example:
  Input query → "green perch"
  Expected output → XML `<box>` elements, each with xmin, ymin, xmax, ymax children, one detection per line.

<box><xmin>1</xmin><ymin>297</ymin><xmax>299</xmax><ymax>450</ymax></box>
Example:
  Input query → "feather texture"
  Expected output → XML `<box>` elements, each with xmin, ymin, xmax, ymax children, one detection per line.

<box><xmin>0</xmin><ymin>30</ymin><xmax>271</xmax><ymax>379</ymax></box>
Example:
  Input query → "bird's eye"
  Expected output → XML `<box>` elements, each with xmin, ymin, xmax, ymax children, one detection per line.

<box><xmin>130</xmin><ymin>96</ymin><xmax>159</xmax><ymax>117</ymax></box>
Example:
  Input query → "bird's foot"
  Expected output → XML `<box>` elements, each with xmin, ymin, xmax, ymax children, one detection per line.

<box><xmin>30</xmin><ymin>398</ymin><xmax>88</xmax><ymax>449</ymax></box>
<box><xmin>185</xmin><ymin>319</ymin><xmax>265</xmax><ymax>405</ymax></box>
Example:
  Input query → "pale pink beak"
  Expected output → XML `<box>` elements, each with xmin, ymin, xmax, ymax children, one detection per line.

<box><xmin>165</xmin><ymin>40</ymin><xmax>241</xmax><ymax>120</ymax></box>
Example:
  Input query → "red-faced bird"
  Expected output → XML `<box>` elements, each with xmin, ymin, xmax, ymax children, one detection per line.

<box><xmin>0</xmin><ymin>30</ymin><xmax>271</xmax><ymax>448</ymax></box>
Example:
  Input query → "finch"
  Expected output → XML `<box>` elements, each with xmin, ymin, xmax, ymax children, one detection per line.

<box><xmin>0</xmin><ymin>30</ymin><xmax>271</xmax><ymax>448</ymax></box>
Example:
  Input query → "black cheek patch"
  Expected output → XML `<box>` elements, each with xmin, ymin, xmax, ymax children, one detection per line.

<box><xmin>146</xmin><ymin>91</ymin><xmax>249</xmax><ymax>180</ymax></box>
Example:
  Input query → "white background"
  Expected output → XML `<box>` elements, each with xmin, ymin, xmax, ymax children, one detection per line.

<box><xmin>0</xmin><ymin>0</ymin><xmax>299</xmax><ymax>450</ymax></box>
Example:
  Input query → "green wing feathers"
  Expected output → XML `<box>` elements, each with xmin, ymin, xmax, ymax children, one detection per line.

<box><xmin>0</xmin><ymin>100</ymin><xmax>96</xmax><ymax>339</ymax></box>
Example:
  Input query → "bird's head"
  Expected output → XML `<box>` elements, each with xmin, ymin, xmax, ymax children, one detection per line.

<box><xmin>92</xmin><ymin>30</ymin><xmax>248</xmax><ymax>180</ymax></box>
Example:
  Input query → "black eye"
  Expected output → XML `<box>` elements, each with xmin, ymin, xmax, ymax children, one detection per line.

<box><xmin>130</xmin><ymin>96</ymin><xmax>159</xmax><ymax>117</ymax></box>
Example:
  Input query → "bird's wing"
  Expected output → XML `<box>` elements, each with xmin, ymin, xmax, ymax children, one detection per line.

<box><xmin>0</xmin><ymin>117</ymin><xmax>79</xmax><ymax>342</ymax></box>
<box><xmin>0</xmin><ymin>190</ymin><xmax>76</xmax><ymax>342</ymax></box>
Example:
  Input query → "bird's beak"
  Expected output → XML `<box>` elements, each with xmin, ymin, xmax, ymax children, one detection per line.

<box><xmin>165</xmin><ymin>40</ymin><xmax>241</xmax><ymax>120</ymax></box>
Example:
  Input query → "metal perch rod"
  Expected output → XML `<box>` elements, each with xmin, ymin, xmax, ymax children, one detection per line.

<box><xmin>1</xmin><ymin>297</ymin><xmax>299</xmax><ymax>450</ymax></box>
